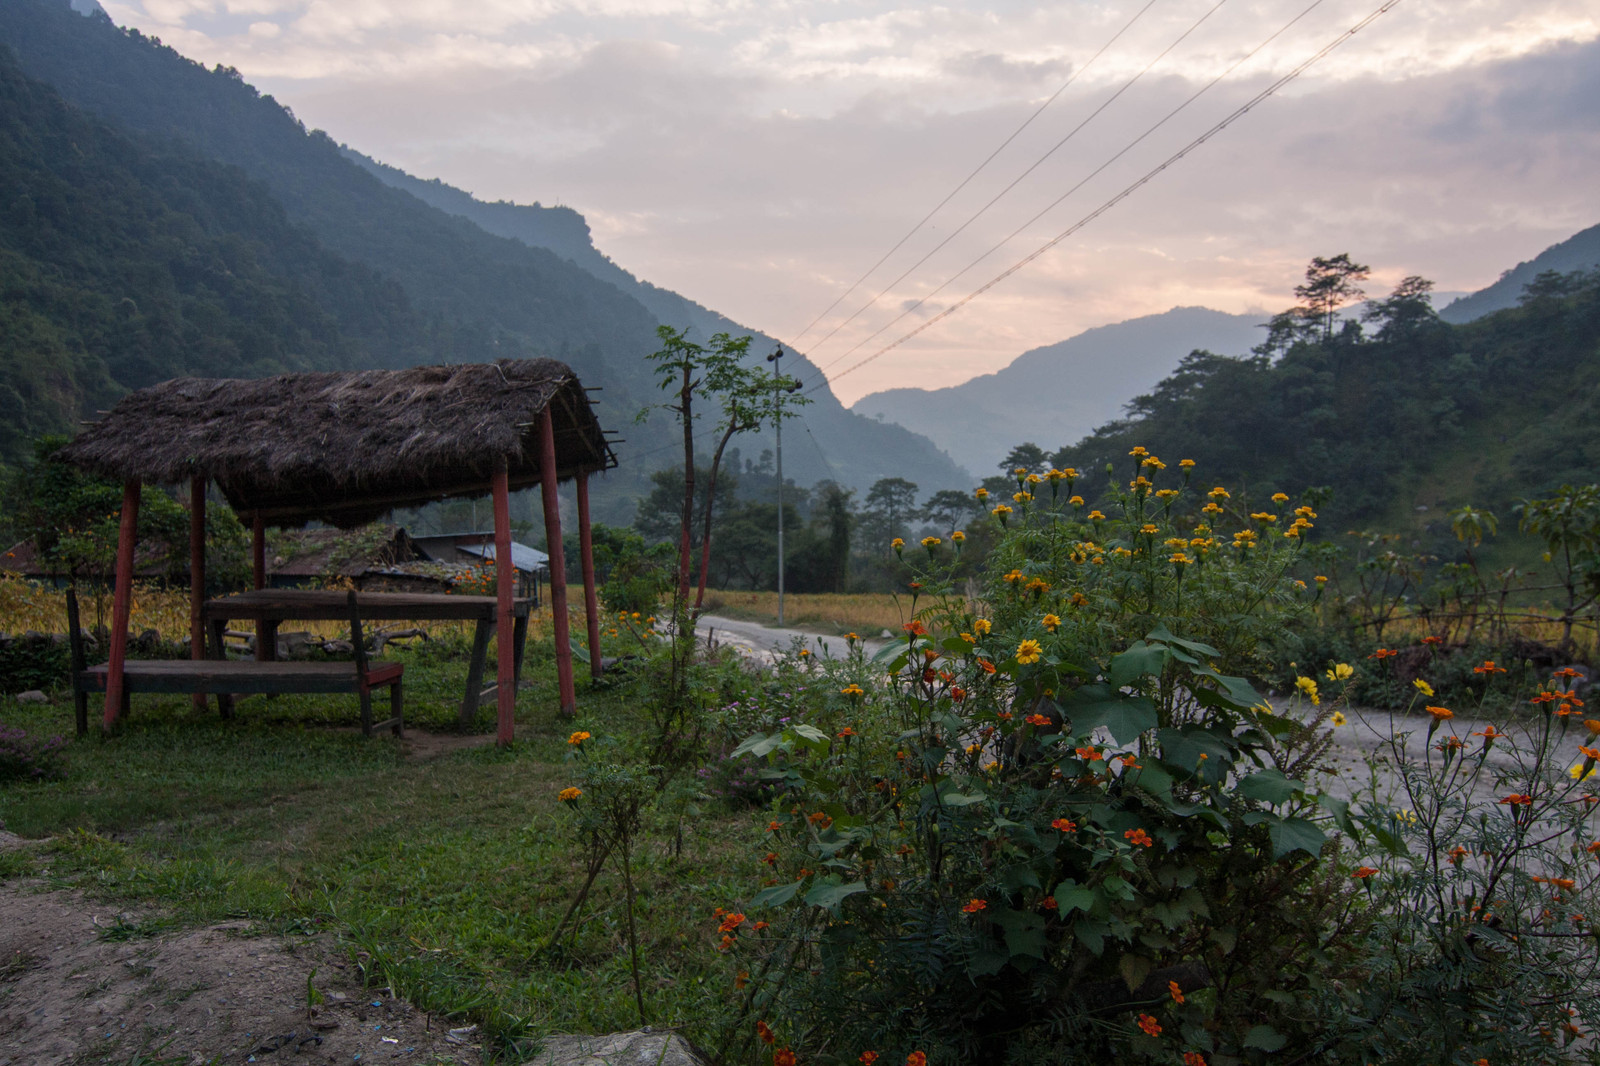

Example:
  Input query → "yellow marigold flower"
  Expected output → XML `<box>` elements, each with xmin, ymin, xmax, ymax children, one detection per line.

<box><xmin>1202</xmin><ymin>502</ymin><xmax>1223</xmax><ymax>514</ymax></box>
<box><xmin>975</xmin><ymin>487</ymin><xmax>989</xmax><ymax>499</ymax></box>
<box><xmin>1129</xmin><ymin>446</ymin><xmax>1149</xmax><ymax>457</ymax></box>
<box><xmin>1295</xmin><ymin>506</ymin><xmax>1317</xmax><ymax>518</ymax></box>
<box><xmin>1013</xmin><ymin>491</ymin><xmax>1033</xmax><ymax>503</ymax></box>
<box><xmin>1250</xmin><ymin>512</ymin><xmax>1278</xmax><ymax>524</ymax></box>
<box><xmin>1293</xmin><ymin>579</ymin><xmax>1307</xmax><ymax>589</ymax></box>
<box><xmin>1046</xmin><ymin>468</ymin><xmax>1065</xmax><ymax>481</ymax></box>
<box><xmin>1069</xmin><ymin>495</ymin><xmax>1085</xmax><ymax>507</ymax></box>
<box><xmin>1170</xmin><ymin>552</ymin><xmax>1192</xmax><ymax>565</ymax></box>
<box><xmin>1295</xmin><ymin>676</ymin><xmax>1320</xmax><ymax>705</ymax></box>
<box><xmin>992</xmin><ymin>504</ymin><xmax>1012</xmax><ymax>517</ymax></box>
<box><xmin>1331</xmin><ymin>711</ymin><xmax>1348</xmax><ymax>727</ymax></box>
<box><xmin>921</xmin><ymin>536</ymin><xmax>941</xmax><ymax>549</ymax></box>
<box><xmin>568</xmin><ymin>730</ymin><xmax>592</xmax><ymax>745</ymax></box>
<box><xmin>1129</xmin><ymin>476</ymin><xmax>1152</xmax><ymax>492</ymax></box>
<box><xmin>1088</xmin><ymin>510</ymin><xmax>1105</xmax><ymax>520</ymax></box>
<box><xmin>1069</xmin><ymin>591</ymin><xmax>1089</xmax><ymax>606</ymax></box>
<box><xmin>1284</xmin><ymin>528</ymin><xmax>1302</xmax><ymax>539</ymax></box>
<box><xmin>1426</xmin><ymin>705</ymin><xmax>1453</xmax><ymax>721</ymax></box>
<box><xmin>1142</xmin><ymin>457</ymin><xmax>1166</xmax><ymax>471</ymax></box>
<box><xmin>1060</xmin><ymin>467</ymin><xmax>1078</xmax><ymax>479</ymax></box>
<box><xmin>1208</xmin><ymin>486</ymin><xmax>1230</xmax><ymax>499</ymax></box>
<box><xmin>1326</xmin><ymin>662</ymin><xmax>1354</xmax><ymax>681</ymax></box>
<box><xmin>1315</xmin><ymin>574</ymin><xmax>1328</xmax><ymax>584</ymax></box>
<box><xmin>965</xmin><ymin>743</ymin><xmax>981</xmax><ymax>755</ymax></box>
<box><xmin>1414</xmin><ymin>679</ymin><xmax>1434</xmax><ymax>697</ymax></box>
<box><xmin>1041</xmin><ymin>613</ymin><xmax>1061</xmax><ymax>632</ymax></box>
<box><xmin>1179</xmin><ymin>459</ymin><xmax>1195</xmax><ymax>469</ymax></box>
<box><xmin>1013</xmin><ymin>467</ymin><xmax>1028</xmax><ymax>477</ymax></box>
<box><xmin>558</xmin><ymin>787</ymin><xmax>583</xmax><ymax>802</ymax></box>
<box><xmin>1155</xmin><ymin>488</ymin><xmax>1179</xmax><ymax>500</ymax></box>
<box><xmin>974</xmin><ymin>618</ymin><xmax>992</xmax><ymax>636</ymax></box>
<box><xmin>1110</xmin><ymin>546</ymin><xmax>1133</xmax><ymax>558</ymax></box>
<box><xmin>840</xmin><ymin>684</ymin><xmax>865</xmax><ymax>697</ymax></box>
<box><xmin>1140</xmin><ymin>524</ymin><xmax>1160</xmax><ymax>535</ymax></box>
<box><xmin>1016</xmin><ymin>639</ymin><xmax>1044</xmax><ymax>664</ymax></box>
<box><xmin>891</xmin><ymin>537</ymin><xmax>905</xmax><ymax>551</ymax></box>
<box><xmin>1004</xmin><ymin>569</ymin><xmax>1024</xmax><ymax>583</ymax></box>
<box><xmin>1165</xmin><ymin>537</ymin><xmax>1188</xmax><ymax>550</ymax></box>
<box><xmin>1092</xmin><ymin>555</ymin><xmax>1105</xmax><ymax>565</ymax></box>
<box><xmin>1025</xmin><ymin>577</ymin><xmax>1051</xmax><ymax>594</ymax></box>
<box><xmin>951</xmin><ymin>530</ymin><xmax>966</xmax><ymax>542</ymax></box>
<box><xmin>1026</xmin><ymin>473</ymin><xmax>1043</xmax><ymax>485</ymax></box>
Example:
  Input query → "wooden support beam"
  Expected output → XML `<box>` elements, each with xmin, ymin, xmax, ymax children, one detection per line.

<box><xmin>252</xmin><ymin>514</ymin><xmax>269</xmax><ymax>661</ymax></box>
<box><xmin>577</xmin><ymin>472</ymin><xmax>603</xmax><ymax>679</ymax></box>
<box><xmin>103</xmin><ymin>479</ymin><xmax>140</xmax><ymax>732</ymax></box>
<box><xmin>541</xmin><ymin>410</ymin><xmax>576</xmax><ymax>717</ymax></box>
<box><xmin>189</xmin><ymin>475</ymin><xmax>207</xmax><ymax>711</ymax></box>
<box><xmin>492</xmin><ymin>462</ymin><xmax>516</xmax><ymax>745</ymax></box>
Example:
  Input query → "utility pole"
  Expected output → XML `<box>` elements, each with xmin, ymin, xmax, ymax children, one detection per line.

<box><xmin>766</xmin><ymin>346</ymin><xmax>800</xmax><ymax>626</ymax></box>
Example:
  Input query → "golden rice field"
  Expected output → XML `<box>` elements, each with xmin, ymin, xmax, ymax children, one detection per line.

<box><xmin>700</xmin><ymin>589</ymin><xmax>915</xmax><ymax>635</ymax></box>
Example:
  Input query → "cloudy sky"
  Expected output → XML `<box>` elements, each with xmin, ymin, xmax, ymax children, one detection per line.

<box><xmin>98</xmin><ymin>0</ymin><xmax>1600</xmax><ymax>403</ymax></box>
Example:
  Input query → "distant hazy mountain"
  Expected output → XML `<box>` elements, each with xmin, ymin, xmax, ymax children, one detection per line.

<box><xmin>851</xmin><ymin>307</ymin><xmax>1265</xmax><ymax>474</ymax></box>
<box><xmin>1441</xmin><ymin>222</ymin><xmax>1600</xmax><ymax>323</ymax></box>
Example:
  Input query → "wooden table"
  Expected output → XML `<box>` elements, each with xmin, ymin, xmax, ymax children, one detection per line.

<box><xmin>202</xmin><ymin>590</ymin><xmax>532</xmax><ymax>726</ymax></box>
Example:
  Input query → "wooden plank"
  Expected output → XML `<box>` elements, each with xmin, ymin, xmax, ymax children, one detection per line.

<box><xmin>81</xmin><ymin>660</ymin><xmax>380</xmax><ymax>695</ymax></box>
<box><xmin>202</xmin><ymin>590</ymin><xmax>534</xmax><ymax>624</ymax></box>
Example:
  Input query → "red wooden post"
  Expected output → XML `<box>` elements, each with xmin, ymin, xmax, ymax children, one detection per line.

<box><xmin>252</xmin><ymin>514</ymin><xmax>269</xmax><ymax>661</ymax></box>
<box><xmin>103</xmin><ymin>479</ymin><xmax>140</xmax><ymax>731</ymax></box>
<box><xmin>577</xmin><ymin>471</ymin><xmax>603</xmax><ymax>679</ymax></box>
<box><xmin>492</xmin><ymin>461</ymin><xmax>516</xmax><ymax>746</ymax></box>
<box><xmin>189</xmin><ymin>475</ymin><xmax>206</xmax><ymax>710</ymax></box>
<box><xmin>540</xmin><ymin>411</ymin><xmax>576</xmax><ymax>717</ymax></box>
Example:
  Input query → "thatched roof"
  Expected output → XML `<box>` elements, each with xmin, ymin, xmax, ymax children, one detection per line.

<box><xmin>57</xmin><ymin>360</ymin><xmax>616</xmax><ymax>527</ymax></box>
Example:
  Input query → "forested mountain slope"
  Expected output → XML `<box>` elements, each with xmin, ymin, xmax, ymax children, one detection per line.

<box><xmin>0</xmin><ymin>0</ymin><xmax>968</xmax><ymax>497</ymax></box>
<box><xmin>1441</xmin><ymin>222</ymin><xmax>1600</xmax><ymax>324</ymax></box>
<box><xmin>1046</xmin><ymin>271</ymin><xmax>1600</xmax><ymax>540</ymax></box>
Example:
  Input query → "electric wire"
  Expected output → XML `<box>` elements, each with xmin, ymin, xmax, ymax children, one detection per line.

<box><xmin>806</xmin><ymin>0</ymin><xmax>1232</xmax><ymax>370</ymax></box>
<box><xmin>811</xmin><ymin>0</ymin><xmax>1405</xmax><ymax>394</ymax></box>
<box><xmin>786</xmin><ymin>0</ymin><xmax>1162</xmax><ymax>352</ymax></box>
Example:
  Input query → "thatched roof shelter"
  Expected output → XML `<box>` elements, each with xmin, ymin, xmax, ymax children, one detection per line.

<box><xmin>58</xmin><ymin>359</ymin><xmax>616</xmax><ymax>527</ymax></box>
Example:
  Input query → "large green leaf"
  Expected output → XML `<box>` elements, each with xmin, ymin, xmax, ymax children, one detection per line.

<box><xmin>992</xmin><ymin>908</ymin><xmax>1047</xmax><ymax>959</ymax></box>
<box><xmin>1268</xmin><ymin>817</ymin><xmax>1326</xmax><ymax>858</ymax></box>
<box><xmin>749</xmin><ymin>881</ymin><xmax>801</xmax><ymax>908</ymax></box>
<box><xmin>1243</xmin><ymin>1025</ymin><xmax>1287</xmax><ymax>1051</ymax></box>
<box><xmin>1109</xmin><ymin>642</ymin><xmax>1168</xmax><ymax>687</ymax></box>
<box><xmin>1145</xmin><ymin>624</ymin><xmax>1220</xmax><ymax>659</ymax></box>
<box><xmin>1054</xmin><ymin>880</ymin><xmax>1097</xmax><ymax>916</ymax></box>
<box><xmin>804</xmin><ymin>880</ymin><xmax>867</xmax><ymax>914</ymax></box>
<box><xmin>730</xmin><ymin>732</ymin><xmax>781</xmax><ymax>759</ymax></box>
<box><xmin>1238</xmin><ymin>768</ymin><xmax>1304</xmax><ymax>806</ymax></box>
<box><xmin>1060</xmin><ymin>685</ymin><xmax>1157</xmax><ymax>744</ymax></box>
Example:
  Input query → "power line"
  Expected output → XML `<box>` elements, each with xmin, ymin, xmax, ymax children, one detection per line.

<box><xmin>786</xmin><ymin>0</ymin><xmax>1162</xmax><ymax>353</ymax></box>
<box><xmin>813</xmin><ymin>0</ymin><xmax>1405</xmax><ymax>394</ymax></box>
<box><xmin>807</xmin><ymin>0</ymin><xmax>1232</xmax><ymax>371</ymax></box>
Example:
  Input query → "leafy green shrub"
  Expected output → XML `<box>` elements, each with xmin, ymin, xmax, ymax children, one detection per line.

<box><xmin>0</xmin><ymin>721</ymin><xmax>66</xmax><ymax>782</ymax></box>
<box><xmin>0</xmin><ymin>633</ymin><xmax>70</xmax><ymax>692</ymax></box>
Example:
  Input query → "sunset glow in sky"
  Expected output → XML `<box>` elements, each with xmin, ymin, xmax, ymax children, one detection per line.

<box><xmin>99</xmin><ymin>0</ymin><xmax>1600</xmax><ymax>403</ymax></box>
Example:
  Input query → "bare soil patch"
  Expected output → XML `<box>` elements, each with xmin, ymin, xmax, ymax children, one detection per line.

<box><xmin>0</xmin><ymin>881</ymin><xmax>479</xmax><ymax>1066</ymax></box>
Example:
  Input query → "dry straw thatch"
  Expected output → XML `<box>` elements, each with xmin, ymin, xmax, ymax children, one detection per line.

<box><xmin>57</xmin><ymin>359</ymin><xmax>615</xmax><ymax>527</ymax></box>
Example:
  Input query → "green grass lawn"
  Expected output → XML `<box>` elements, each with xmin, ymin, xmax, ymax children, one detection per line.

<box><xmin>0</xmin><ymin>636</ymin><xmax>754</xmax><ymax>1059</ymax></box>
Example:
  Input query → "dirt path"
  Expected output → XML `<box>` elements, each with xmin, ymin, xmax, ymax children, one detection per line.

<box><xmin>0</xmin><ymin>877</ymin><xmax>479</xmax><ymax>1066</ymax></box>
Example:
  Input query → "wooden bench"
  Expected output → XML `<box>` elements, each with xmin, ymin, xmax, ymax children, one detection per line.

<box><xmin>68</xmin><ymin>589</ymin><xmax>403</xmax><ymax>737</ymax></box>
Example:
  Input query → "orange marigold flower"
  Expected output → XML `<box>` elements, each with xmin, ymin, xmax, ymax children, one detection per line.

<box><xmin>567</xmin><ymin>730</ymin><xmax>591</xmax><ymax>745</ymax></box>
<box><xmin>1124</xmin><ymin>828</ymin><xmax>1154</xmax><ymax>848</ymax></box>
<box><xmin>860</xmin><ymin>1054</ymin><xmax>879</xmax><ymax>1066</ymax></box>
<box><xmin>837</xmin><ymin>726</ymin><xmax>859</xmax><ymax>738</ymax></box>
<box><xmin>1183</xmin><ymin>1054</ymin><xmax>1207</xmax><ymax>1066</ymax></box>
<box><xmin>1169</xmin><ymin>980</ymin><xmax>1185</xmax><ymax>1004</ymax></box>
<box><xmin>1422</xmin><ymin>635</ymin><xmax>1444</xmax><ymax>645</ymax></box>
<box><xmin>1025</xmin><ymin>713</ymin><xmax>1051</xmax><ymax>726</ymax></box>
<box><xmin>906</xmin><ymin>1053</ymin><xmax>927</xmax><ymax>1066</ymax></box>
<box><xmin>977</xmin><ymin>659</ymin><xmax>996</xmax><ymax>674</ymax></box>
<box><xmin>1369</xmin><ymin>648</ymin><xmax>1396</xmax><ymax>659</ymax></box>
<box><xmin>1136</xmin><ymin>1013</ymin><xmax>1162</xmax><ymax>1036</ymax></box>
<box><xmin>1075</xmin><ymin>746</ymin><xmax>1103</xmax><ymax>761</ymax></box>
<box><xmin>558</xmin><ymin>787</ymin><xmax>583</xmax><ymax>802</ymax></box>
<box><xmin>961</xmin><ymin>899</ymin><xmax>987</xmax><ymax>913</ymax></box>
<box><xmin>756</xmin><ymin>1021</ymin><xmax>776</xmax><ymax>1045</ymax></box>
<box><xmin>1426</xmin><ymin>705</ymin><xmax>1454</xmax><ymax>721</ymax></box>
<box><xmin>718</xmin><ymin>912</ymin><xmax>746</xmax><ymax>933</ymax></box>
<box><xmin>903</xmin><ymin>620</ymin><xmax>927</xmax><ymax>636</ymax></box>
<box><xmin>1474</xmin><ymin>660</ymin><xmax>1507</xmax><ymax>674</ymax></box>
<box><xmin>774</xmin><ymin>1050</ymin><xmax>797</xmax><ymax>1066</ymax></box>
<box><xmin>1498</xmin><ymin>793</ymin><xmax>1534</xmax><ymax>806</ymax></box>
<box><xmin>767</xmin><ymin>820</ymin><xmax>782</xmax><ymax>832</ymax></box>
<box><xmin>1051</xmin><ymin>818</ymin><xmax>1077</xmax><ymax>833</ymax></box>
<box><xmin>1352</xmin><ymin>866</ymin><xmax>1379</xmax><ymax>879</ymax></box>
<box><xmin>951</xmin><ymin>686</ymin><xmax>967</xmax><ymax>702</ymax></box>
<box><xmin>1448</xmin><ymin>846</ymin><xmax>1468</xmax><ymax>866</ymax></box>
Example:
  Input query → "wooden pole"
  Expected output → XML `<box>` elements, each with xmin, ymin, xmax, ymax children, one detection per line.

<box><xmin>540</xmin><ymin>411</ymin><xmax>576</xmax><ymax>717</ymax></box>
<box><xmin>103</xmin><ymin>479</ymin><xmax>140</xmax><ymax>732</ymax></box>
<box><xmin>577</xmin><ymin>471</ymin><xmax>603</xmax><ymax>679</ymax></box>
<box><xmin>492</xmin><ymin>462</ymin><xmax>516</xmax><ymax>746</ymax></box>
<box><xmin>189</xmin><ymin>476</ymin><xmax>206</xmax><ymax>711</ymax></box>
<box><xmin>251</xmin><ymin>514</ymin><xmax>269</xmax><ymax>661</ymax></box>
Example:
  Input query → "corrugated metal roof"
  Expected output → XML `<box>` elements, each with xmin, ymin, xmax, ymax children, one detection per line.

<box><xmin>459</xmin><ymin>542</ymin><xmax>549</xmax><ymax>574</ymax></box>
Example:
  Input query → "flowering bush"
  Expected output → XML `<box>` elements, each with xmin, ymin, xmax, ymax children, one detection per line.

<box><xmin>724</xmin><ymin>455</ymin><xmax>1357</xmax><ymax>1062</ymax></box>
